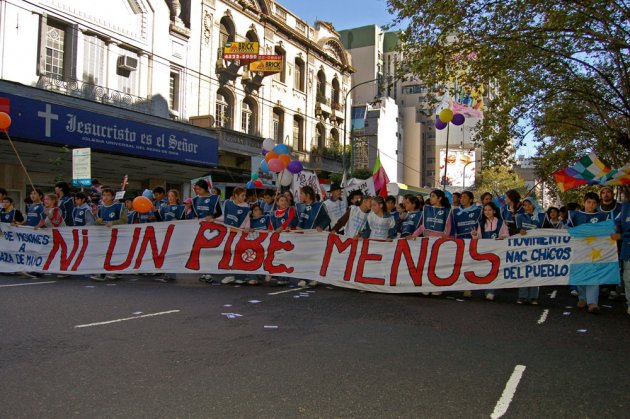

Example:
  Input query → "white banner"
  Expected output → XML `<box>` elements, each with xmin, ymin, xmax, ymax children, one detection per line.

<box><xmin>291</xmin><ymin>170</ymin><xmax>321</xmax><ymax>203</ymax></box>
<box><xmin>344</xmin><ymin>177</ymin><xmax>376</xmax><ymax>198</ymax></box>
<box><xmin>0</xmin><ymin>222</ymin><xmax>619</xmax><ymax>292</ymax></box>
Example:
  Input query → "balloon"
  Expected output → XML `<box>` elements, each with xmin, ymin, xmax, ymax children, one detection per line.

<box><xmin>141</xmin><ymin>189</ymin><xmax>154</xmax><ymax>199</ymax></box>
<box><xmin>260</xmin><ymin>160</ymin><xmax>269</xmax><ymax>173</ymax></box>
<box><xmin>0</xmin><ymin>112</ymin><xmax>11</xmax><ymax>130</ymax></box>
<box><xmin>254</xmin><ymin>179</ymin><xmax>263</xmax><ymax>188</ymax></box>
<box><xmin>262</xmin><ymin>148</ymin><xmax>268</xmax><ymax>156</ymax></box>
<box><xmin>287</xmin><ymin>160</ymin><xmax>303</xmax><ymax>174</ymax></box>
<box><xmin>435</xmin><ymin>118</ymin><xmax>447</xmax><ymax>130</ymax></box>
<box><xmin>262</xmin><ymin>138</ymin><xmax>275</xmax><ymax>151</ymax></box>
<box><xmin>246</xmin><ymin>180</ymin><xmax>255</xmax><ymax>189</ymax></box>
<box><xmin>265</xmin><ymin>151</ymin><xmax>278</xmax><ymax>162</ymax></box>
<box><xmin>133</xmin><ymin>196</ymin><xmax>153</xmax><ymax>213</ymax></box>
<box><xmin>251</xmin><ymin>172</ymin><xmax>259</xmax><ymax>181</ymax></box>
<box><xmin>278</xmin><ymin>169</ymin><xmax>293</xmax><ymax>186</ymax></box>
<box><xmin>439</xmin><ymin>108</ymin><xmax>454</xmax><ymax>123</ymax></box>
<box><xmin>452</xmin><ymin>113</ymin><xmax>465</xmax><ymax>126</ymax></box>
<box><xmin>273</xmin><ymin>144</ymin><xmax>289</xmax><ymax>155</ymax></box>
<box><xmin>279</xmin><ymin>154</ymin><xmax>291</xmax><ymax>168</ymax></box>
<box><xmin>267</xmin><ymin>158</ymin><xmax>283</xmax><ymax>173</ymax></box>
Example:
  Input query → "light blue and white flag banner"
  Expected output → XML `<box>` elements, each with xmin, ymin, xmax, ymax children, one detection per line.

<box><xmin>0</xmin><ymin>220</ymin><xmax>619</xmax><ymax>292</ymax></box>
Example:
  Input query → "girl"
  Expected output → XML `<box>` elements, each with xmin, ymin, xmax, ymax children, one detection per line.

<box><xmin>400</xmin><ymin>194</ymin><xmax>423</xmax><ymax>238</ymax></box>
<box><xmin>543</xmin><ymin>206</ymin><xmax>563</xmax><ymax>229</ymax></box>
<box><xmin>216</xmin><ymin>187</ymin><xmax>253</xmax><ymax>285</ymax></box>
<box><xmin>502</xmin><ymin>189</ymin><xmax>525</xmax><ymax>236</ymax></box>
<box><xmin>250</xmin><ymin>204</ymin><xmax>270</xmax><ymax>231</ymax></box>
<box><xmin>24</xmin><ymin>189</ymin><xmax>45</xmax><ymax>227</ymax></box>
<box><xmin>39</xmin><ymin>194</ymin><xmax>65</xmax><ymax>228</ymax></box>
<box><xmin>514</xmin><ymin>197</ymin><xmax>545</xmax><ymax>304</ymax></box>
<box><xmin>412</xmin><ymin>189</ymin><xmax>453</xmax><ymax>238</ymax></box>
<box><xmin>471</xmin><ymin>202</ymin><xmax>509</xmax><ymax>301</ymax></box>
<box><xmin>269</xmin><ymin>194</ymin><xmax>298</xmax><ymax>232</ymax></box>
<box><xmin>159</xmin><ymin>189</ymin><xmax>186</xmax><ymax>221</ymax></box>
<box><xmin>362</xmin><ymin>196</ymin><xmax>396</xmax><ymax>240</ymax></box>
<box><xmin>453</xmin><ymin>191</ymin><xmax>482</xmax><ymax>239</ymax></box>
<box><xmin>183</xmin><ymin>197</ymin><xmax>194</xmax><ymax>218</ymax></box>
<box><xmin>283</xmin><ymin>190</ymin><xmax>296</xmax><ymax>208</ymax></box>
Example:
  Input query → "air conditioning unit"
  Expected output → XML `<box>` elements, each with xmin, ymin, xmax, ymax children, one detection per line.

<box><xmin>117</xmin><ymin>55</ymin><xmax>138</xmax><ymax>71</ymax></box>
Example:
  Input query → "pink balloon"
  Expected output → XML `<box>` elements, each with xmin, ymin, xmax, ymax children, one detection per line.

<box><xmin>267</xmin><ymin>158</ymin><xmax>283</xmax><ymax>173</ymax></box>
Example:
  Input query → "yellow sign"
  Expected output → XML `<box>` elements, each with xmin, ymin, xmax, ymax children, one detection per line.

<box><xmin>249</xmin><ymin>55</ymin><xmax>283</xmax><ymax>73</ymax></box>
<box><xmin>223</xmin><ymin>42</ymin><xmax>259</xmax><ymax>60</ymax></box>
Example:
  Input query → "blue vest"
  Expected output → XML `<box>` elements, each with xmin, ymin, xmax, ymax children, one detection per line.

<box><xmin>223</xmin><ymin>200</ymin><xmax>250</xmax><ymax>227</ymax></box>
<box><xmin>0</xmin><ymin>208</ymin><xmax>17</xmax><ymax>224</ymax></box>
<box><xmin>297</xmin><ymin>202</ymin><xmax>329</xmax><ymax>230</ymax></box>
<box><xmin>59</xmin><ymin>195</ymin><xmax>74</xmax><ymax>226</ymax></box>
<box><xmin>422</xmin><ymin>205</ymin><xmax>451</xmax><ymax>234</ymax></box>
<box><xmin>400</xmin><ymin>210</ymin><xmax>422</xmax><ymax>237</ymax></box>
<box><xmin>615</xmin><ymin>203</ymin><xmax>630</xmax><ymax>260</ymax></box>
<box><xmin>480</xmin><ymin>218</ymin><xmax>505</xmax><ymax>239</ymax></box>
<box><xmin>568</xmin><ymin>210</ymin><xmax>609</xmax><ymax>227</ymax></box>
<box><xmin>191</xmin><ymin>195</ymin><xmax>220</xmax><ymax>219</ymax></box>
<box><xmin>261</xmin><ymin>201</ymin><xmax>275</xmax><ymax>214</ymax></box>
<box><xmin>72</xmin><ymin>205</ymin><xmax>92</xmax><ymax>226</ymax></box>
<box><xmin>516</xmin><ymin>212</ymin><xmax>546</xmax><ymax>231</ymax></box>
<box><xmin>159</xmin><ymin>204</ymin><xmax>185</xmax><ymax>221</ymax></box>
<box><xmin>269</xmin><ymin>208</ymin><xmax>297</xmax><ymax>230</ymax></box>
<box><xmin>25</xmin><ymin>203</ymin><xmax>45</xmax><ymax>227</ymax></box>
<box><xmin>600</xmin><ymin>203</ymin><xmax>622</xmax><ymax>220</ymax></box>
<box><xmin>251</xmin><ymin>214</ymin><xmax>270</xmax><ymax>231</ymax></box>
<box><xmin>453</xmin><ymin>206</ymin><xmax>482</xmax><ymax>238</ymax></box>
<box><xmin>98</xmin><ymin>203</ymin><xmax>124</xmax><ymax>222</ymax></box>
<box><xmin>127</xmin><ymin>209</ymin><xmax>137</xmax><ymax>224</ymax></box>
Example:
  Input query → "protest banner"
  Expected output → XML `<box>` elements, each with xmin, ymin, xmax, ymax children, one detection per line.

<box><xmin>0</xmin><ymin>220</ymin><xmax>619</xmax><ymax>292</ymax></box>
<box><xmin>291</xmin><ymin>170</ymin><xmax>322</xmax><ymax>203</ymax></box>
<box><xmin>344</xmin><ymin>177</ymin><xmax>376</xmax><ymax>199</ymax></box>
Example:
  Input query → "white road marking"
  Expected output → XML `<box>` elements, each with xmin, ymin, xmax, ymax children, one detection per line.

<box><xmin>490</xmin><ymin>365</ymin><xmax>526</xmax><ymax>419</ymax></box>
<box><xmin>537</xmin><ymin>309</ymin><xmax>550</xmax><ymax>325</ymax></box>
<box><xmin>74</xmin><ymin>310</ymin><xmax>180</xmax><ymax>328</ymax></box>
<box><xmin>267</xmin><ymin>287</ymin><xmax>308</xmax><ymax>295</ymax></box>
<box><xmin>549</xmin><ymin>290</ymin><xmax>557</xmax><ymax>299</ymax></box>
<box><xmin>0</xmin><ymin>281</ymin><xmax>56</xmax><ymax>288</ymax></box>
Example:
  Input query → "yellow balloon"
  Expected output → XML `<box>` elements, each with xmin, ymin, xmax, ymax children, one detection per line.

<box><xmin>439</xmin><ymin>108</ymin><xmax>454</xmax><ymax>123</ymax></box>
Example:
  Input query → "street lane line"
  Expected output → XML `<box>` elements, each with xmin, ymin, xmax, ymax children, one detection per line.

<box><xmin>549</xmin><ymin>290</ymin><xmax>557</xmax><ymax>299</ymax></box>
<box><xmin>537</xmin><ymin>309</ymin><xmax>550</xmax><ymax>325</ymax></box>
<box><xmin>267</xmin><ymin>287</ymin><xmax>308</xmax><ymax>295</ymax></box>
<box><xmin>74</xmin><ymin>310</ymin><xmax>180</xmax><ymax>328</ymax></box>
<box><xmin>491</xmin><ymin>365</ymin><xmax>526</xmax><ymax>419</ymax></box>
<box><xmin>0</xmin><ymin>281</ymin><xmax>57</xmax><ymax>288</ymax></box>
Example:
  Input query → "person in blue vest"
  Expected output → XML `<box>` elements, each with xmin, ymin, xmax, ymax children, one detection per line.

<box><xmin>135</xmin><ymin>189</ymin><xmax>156</xmax><ymax>224</ymax></box>
<box><xmin>386</xmin><ymin>195</ymin><xmax>403</xmax><ymax>234</ymax></box>
<box><xmin>261</xmin><ymin>189</ymin><xmax>276</xmax><ymax>214</ymax></box>
<box><xmin>159</xmin><ymin>189</ymin><xmax>186</xmax><ymax>222</ymax></box>
<box><xmin>566</xmin><ymin>192</ymin><xmax>611</xmax><ymax>314</ymax></box>
<box><xmin>0</xmin><ymin>197</ymin><xmax>24</xmax><ymax>225</ymax></box>
<box><xmin>24</xmin><ymin>189</ymin><xmax>45</xmax><ymax>227</ymax></box>
<box><xmin>189</xmin><ymin>179</ymin><xmax>222</xmax><ymax>283</ymax></box>
<box><xmin>91</xmin><ymin>188</ymin><xmax>128</xmax><ymax>282</ymax></box>
<box><xmin>55</xmin><ymin>181</ymin><xmax>74</xmax><ymax>227</ymax></box>
<box><xmin>269</xmin><ymin>194</ymin><xmax>298</xmax><ymax>232</ymax></box>
<box><xmin>72</xmin><ymin>192</ymin><xmax>96</xmax><ymax>226</ymax></box>
<box><xmin>124</xmin><ymin>195</ymin><xmax>138</xmax><ymax>224</ymax></box>
<box><xmin>453</xmin><ymin>191</ymin><xmax>481</xmax><ymax>239</ymax></box>
<box><xmin>250</xmin><ymin>203</ymin><xmax>270</xmax><ymax>231</ymax></box>
<box><xmin>612</xmin><ymin>202</ymin><xmax>630</xmax><ymax>316</ymax></box>
<box><xmin>543</xmin><ymin>206</ymin><xmax>564</xmax><ymax>229</ymax></box>
<box><xmin>400</xmin><ymin>194</ymin><xmax>423</xmax><ymax>238</ymax></box>
<box><xmin>412</xmin><ymin>189</ymin><xmax>453</xmax><ymax>238</ymax></box>
<box><xmin>514</xmin><ymin>197</ymin><xmax>547</xmax><ymax>305</ymax></box>
<box><xmin>502</xmin><ymin>189</ymin><xmax>525</xmax><ymax>236</ymax></box>
<box><xmin>296</xmin><ymin>186</ymin><xmax>330</xmax><ymax>231</ymax></box>
<box><xmin>599</xmin><ymin>186</ymin><xmax>622</xmax><ymax>300</ymax></box>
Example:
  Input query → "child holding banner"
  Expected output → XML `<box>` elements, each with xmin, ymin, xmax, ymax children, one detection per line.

<box><xmin>54</xmin><ymin>181</ymin><xmax>74</xmax><ymax>227</ymax></box>
<box><xmin>24</xmin><ymin>189</ymin><xmax>45</xmax><ymax>227</ymax></box>
<box><xmin>39</xmin><ymin>194</ymin><xmax>65</xmax><ymax>228</ymax></box>
<box><xmin>412</xmin><ymin>189</ymin><xmax>453</xmax><ymax>238</ymax></box>
<box><xmin>72</xmin><ymin>192</ymin><xmax>96</xmax><ymax>226</ymax></box>
<box><xmin>296</xmin><ymin>186</ymin><xmax>330</xmax><ymax>231</ymax></box>
<box><xmin>216</xmin><ymin>187</ymin><xmax>253</xmax><ymax>285</ymax></box>
<box><xmin>0</xmin><ymin>197</ymin><xmax>24</xmax><ymax>225</ymax></box>
<box><xmin>269</xmin><ymin>194</ymin><xmax>297</xmax><ymax>232</ymax></box>
<box><xmin>400</xmin><ymin>194</ymin><xmax>423</xmax><ymax>238</ymax></box>
<box><xmin>159</xmin><ymin>189</ymin><xmax>186</xmax><ymax>221</ymax></box>
<box><xmin>501</xmin><ymin>189</ymin><xmax>525</xmax><ymax>236</ymax></box>
<box><xmin>514</xmin><ymin>197</ymin><xmax>546</xmax><ymax>305</ymax></box>
<box><xmin>363</xmin><ymin>196</ymin><xmax>397</xmax><ymax>240</ymax></box>
<box><xmin>453</xmin><ymin>191</ymin><xmax>481</xmax><ymax>239</ymax></box>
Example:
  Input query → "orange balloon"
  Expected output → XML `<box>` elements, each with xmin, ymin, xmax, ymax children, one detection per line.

<box><xmin>133</xmin><ymin>196</ymin><xmax>153</xmax><ymax>213</ymax></box>
<box><xmin>279</xmin><ymin>154</ymin><xmax>291</xmax><ymax>168</ymax></box>
<box><xmin>0</xmin><ymin>112</ymin><xmax>11</xmax><ymax>130</ymax></box>
<box><xmin>265</xmin><ymin>151</ymin><xmax>278</xmax><ymax>162</ymax></box>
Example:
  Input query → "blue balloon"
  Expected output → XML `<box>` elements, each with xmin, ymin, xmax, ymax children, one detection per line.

<box><xmin>246</xmin><ymin>181</ymin><xmax>255</xmax><ymax>189</ymax></box>
<box><xmin>273</xmin><ymin>144</ymin><xmax>289</xmax><ymax>155</ymax></box>
<box><xmin>260</xmin><ymin>160</ymin><xmax>269</xmax><ymax>173</ymax></box>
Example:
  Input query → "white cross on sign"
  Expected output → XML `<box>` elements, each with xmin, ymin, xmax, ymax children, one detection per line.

<box><xmin>37</xmin><ymin>104</ymin><xmax>58</xmax><ymax>137</ymax></box>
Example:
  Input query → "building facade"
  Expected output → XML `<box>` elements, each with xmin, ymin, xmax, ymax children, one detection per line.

<box><xmin>0</xmin><ymin>0</ymin><xmax>353</xmax><ymax>205</ymax></box>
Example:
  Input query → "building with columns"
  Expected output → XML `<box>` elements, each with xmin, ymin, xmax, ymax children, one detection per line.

<box><xmin>0</xmin><ymin>0</ymin><xmax>353</xmax><ymax>205</ymax></box>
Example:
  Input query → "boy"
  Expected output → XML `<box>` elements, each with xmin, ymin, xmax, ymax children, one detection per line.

<box><xmin>72</xmin><ymin>192</ymin><xmax>96</xmax><ymax>226</ymax></box>
<box><xmin>91</xmin><ymin>188</ymin><xmax>128</xmax><ymax>281</ymax></box>
<box><xmin>296</xmin><ymin>186</ymin><xmax>330</xmax><ymax>287</ymax></box>
<box><xmin>323</xmin><ymin>183</ymin><xmax>347</xmax><ymax>231</ymax></box>
<box><xmin>0</xmin><ymin>196</ymin><xmax>24</xmax><ymax>225</ymax></box>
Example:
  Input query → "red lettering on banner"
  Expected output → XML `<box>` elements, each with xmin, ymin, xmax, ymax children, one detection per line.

<box><xmin>427</xmin><ymin>238</ymin><xmax>464</xmax><ymax>287</ymax></box>
<box><xmin>389</xmin><ymin>238</ymin><xmax>429</xmax><ymax>286</ymax></box>
<box><xmin>464</xmin><ymin>240</ymin><xmax>500</xmax><ymax>284</ymax></box>
<box><xmin>218</xmin><ymin>230</ymin><xmax>238</xmax><ymax>270</ymax></box>
<box><xmin>104</xmin><ymin>228</ymin><xmax>141</xmax><ymax>271</ymax></box>
<box><xmin>355</xmin><ymin>239</ymin><xmax>385</xmax><ymax>285</ymax></box>
<box><xmin>319</xmin><ymin>234</ymin><xmax>357</xmax><ymax>281</ymax></box>
<box><xmin>264</xmin><ymin>232</ymin><xmax>295</xmax><ymax>274</ymax></box>
<box><xmin>133</xmin><ymin>225</ymin><xmax>175</xmax><ymax>269</ymax></box>
<box><xmin>185</xmin><ymin>222</ymin><xmax>227</xmax><ymax>270</ymax></box>
<box><xmin>43</xmin><ymin>229</ymin><xmax>81</xmax><ymax>271</ymax></box>
<box><xmin>231</xmin><ymin>231</ymin><xmax>268</xmax><ymax>271</ymax></box>
<box><xmin>71</xmin><ymin>230</ymin><xmax>89</xmax><ymax>271</ymax></box>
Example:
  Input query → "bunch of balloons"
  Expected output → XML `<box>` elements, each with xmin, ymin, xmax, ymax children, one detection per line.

<box><xmin>435</xmin><ymin>108</ymin><xmax>465</xmax><ymax>130</ymax></box>
<box><xmin>255</xmin><ymin>138</ymin><xmax>304</xmax><ymax>188</ymax></box>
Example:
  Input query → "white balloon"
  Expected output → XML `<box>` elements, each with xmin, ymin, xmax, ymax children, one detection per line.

<box><xmin>279</xmin><ymin>169</ymin><xmax>293</xmax><ymax>186</ymax></box>
<box><xmin>262</xmin><ymin>138</ymin><xmax>275</xmax><ymax>151</ymax></box>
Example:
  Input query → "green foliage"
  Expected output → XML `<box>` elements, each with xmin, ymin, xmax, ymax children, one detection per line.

<box><xmin>328</xmin><ymin>172</ymin><xmax>343</xmax><ymax>184</ymax></box>
<box><xmin>475</xmin><ymin>166</ymin><xmax>527</xmax><ymax>198</ymax></box>
<box><xmin>351</xmin><ymin>168</ymin><xmax>373</xmax><ymax>180</ymax></box>
<box><xmin>48</xmin><ymin>145</ymin><xmax>70</xmax><ymax>183</ymax></box>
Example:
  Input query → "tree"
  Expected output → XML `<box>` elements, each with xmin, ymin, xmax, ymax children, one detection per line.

<box><xmin>387</xmin><ymin>0</ymin><xmax>630</xmax><ymax>168</ymax></box>
<box><xmin>475</xmin><ymin>166</ymin><xmax>527</xmax><ymax>198</ymax></box>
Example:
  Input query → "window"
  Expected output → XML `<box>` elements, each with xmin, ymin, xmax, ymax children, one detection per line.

<box><xmin>218</xmin><ymin>17</ymin><xmax>235</xmax><ymax>61</ymax></box>
<box><xmin>82</xmin><ymin>34</ymin><xmax>105</xmax><ymax>85</ymax></box>
<box><xmin>315</xmin><ymin>124</ymin><xmax>325</xmax><ymax>149</ymax></box>
<box><xmin>292</xmin><ymin>116</ymin><xmax>304</xmax><ymax>151</ymax></box>
<box><xmin>216</xmin><ymin>90</ymin><xmax>233</xmax><ymax>128</ymax></box>
<box><xmin>316</xmin><ymin>70</ymin><xmax>326</xmax><ymax>101</ymax></box>
<box><xmin>331</xmin><ymin>78</ymin><xmax>340</xmax><ymax>109</ymax></box>
<box><xmin>45</xmin><ymin>20</ymin><xmax>67</xmax><ymax>78</ymax></box>
<box><xmin>169</xmin><ymin>71</ymin><xmax>180</xmax><ymax>113</ymax></box>
<box><xmin>273</xmin><ymin>45</ymin><xmax>286</xmax><ymax>83</ymax></box>
<box><xmin>294</xmin><ymin>58</ymin><xmax>305</xmax><ymax>91</ymax></box>
<box><xmin>116</xmin><ymin>47</ymin><xmax>138</xmax><ymax>95</ymax></box>
<box><xmin>241</xmin><ymin>98</ymin><xmax>257</xmax><ymax>135</ymax></box>
<box><xmin>273</xmin><ymin>108</ymin><xmax>284</xmax><ymax>142</ymax></box>
<box><xmin>402</xmin><ymin>85</ymin><xmax>426</xmax><ymax>95</ymax></box>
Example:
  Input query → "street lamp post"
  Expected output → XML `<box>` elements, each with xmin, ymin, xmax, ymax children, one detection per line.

<box><xmin>342</xmin><ymin>78</ymin><xmax>381</xmax><ymax>181</ymax></box>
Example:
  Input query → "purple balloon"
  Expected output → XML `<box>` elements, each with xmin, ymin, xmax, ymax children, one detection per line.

<box><xmin>262</xmin><ymin>148</ymin><xmax>268</xmax><ymax>156</ymax></box>
<box><xmin>435</xmin><ymin>117</ymin><xmax>447</xmax><ymax>130</ymax></box>
<box><xmin>452</xmin><ymin>113</ymin><xmax>465</xmax><ymax>126</ymax></box>
<box><xmin>287</xmin><ymin>160</ymin><xmax>303</xmax><ymax>174</ymax></box>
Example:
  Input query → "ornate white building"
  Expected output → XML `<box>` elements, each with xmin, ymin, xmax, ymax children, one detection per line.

<box><xmin>0</xmin><ymin>0</ymin><xmax>353</xmax><ymax>201</ymax></box>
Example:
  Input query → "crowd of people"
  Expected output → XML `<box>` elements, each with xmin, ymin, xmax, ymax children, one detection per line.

<box><xmin>0</xmin><ymin>180</ymin><xmax>628</xmax><ymax>315</ymax></box>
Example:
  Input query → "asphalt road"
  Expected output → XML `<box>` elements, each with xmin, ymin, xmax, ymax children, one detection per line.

<box><xmin>1</xmin><ymin>274</ymin><xmax>629</xmax><ymax>418</ymax></box>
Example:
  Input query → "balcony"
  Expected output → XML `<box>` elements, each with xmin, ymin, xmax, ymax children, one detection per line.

<box><xmin>36</xmin><ymin>74</ymin><xmax>152</xmax><ymax>114</ymax></box>
<box><xmin>315</xmin><ymin>94</ymin><xmax>332</xmax><ymax>117</ymax></box>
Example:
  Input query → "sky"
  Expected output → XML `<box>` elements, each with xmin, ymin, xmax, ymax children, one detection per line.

<box><xmin>278</xmin><ymin>0</ymin><xmax>396</xmax><ymax>31</ymax></box>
